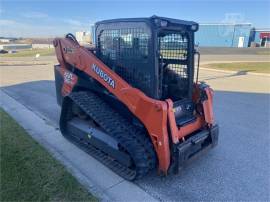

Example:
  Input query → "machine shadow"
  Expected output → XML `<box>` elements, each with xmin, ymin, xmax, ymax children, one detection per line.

<box><xmin>200</xmin><ymin>70</ymin><xmax>254</xmax><ymax>81</ymax></box>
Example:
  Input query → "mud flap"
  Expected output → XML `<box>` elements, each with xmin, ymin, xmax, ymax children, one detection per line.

<box><xmin>54</xmin><ymin>65</ymin><xmax>64</xmax><ymax>106</ymax></box>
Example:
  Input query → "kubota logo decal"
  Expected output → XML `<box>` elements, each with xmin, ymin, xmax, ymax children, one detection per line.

<box><xmin>92</xmin><ymin>64</ymin><xmax>115</xmax><ymax>89</ymax></box>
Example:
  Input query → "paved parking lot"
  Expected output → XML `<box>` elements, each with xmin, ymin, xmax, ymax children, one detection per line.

<box><xmin>1</xmin><ymin>55</ymin><xmax>270</xmax><ymax>201</ymax></box>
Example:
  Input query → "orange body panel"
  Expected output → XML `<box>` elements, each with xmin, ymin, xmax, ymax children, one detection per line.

<box><xmin>178</xmin><ymin>116</ymin><xmax>205</xmax><ymax>139</ymax></box>
<box><xmin>54</xmin><ymin>38</ymin><xmax>215</xmax><ymax>173</ymax></box>
<box><xmin>166</xmin><ymin>99</ymin><xmax>180</xmax><ymax>144</ymax></box>
<box><xmin>203</xmin><ymin>88</ymin><xmax>215</xmax><ymax>125</ymax></box>
<box><xmin>167</xmin><ymin>99</ymin><xmax>206</xmax><ymax>143</ymax></box>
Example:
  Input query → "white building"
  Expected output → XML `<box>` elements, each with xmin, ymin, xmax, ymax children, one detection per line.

<box><xmin>75</xmin><ymin>31</ymin><xmax>92</xmax><ymax>44</ymax></box>
<box><xmin>0</xmin><ymin>38</ymin><xmax>16</xmax><ymax>43</ymax></box>
<box><xmin>32</xmin><ymin>44</ymin><xmax>54</xmax><ymax>49</ymax></box>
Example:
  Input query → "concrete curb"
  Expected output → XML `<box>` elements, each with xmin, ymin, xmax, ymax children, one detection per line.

<box><xmin>200</xmin><ymin>67</ymin><xmax>270</xmax><ymax>77</ymax></box>
<box><xmin>0</xmin><ymin>90</ymin><xmax>158</xmax><ymax>202</ymax></box>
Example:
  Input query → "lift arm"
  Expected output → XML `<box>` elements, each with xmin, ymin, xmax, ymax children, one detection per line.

<box><xmin>53</xmin><ymin>36</ymin><xmax>171</xmax><ymax>173</ymax></box>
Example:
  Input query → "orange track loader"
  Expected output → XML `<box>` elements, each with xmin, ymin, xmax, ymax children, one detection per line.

<box><xmin>54</xmin><ymin>16</ymin><xmax>219</xmax><ymax>180</ymax></box>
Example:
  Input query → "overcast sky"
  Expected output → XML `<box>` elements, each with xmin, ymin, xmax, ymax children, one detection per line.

<box><xmin>0</xmin><ymin>0</ymin><xmax>269</xmax><ymax>38</ymax></box>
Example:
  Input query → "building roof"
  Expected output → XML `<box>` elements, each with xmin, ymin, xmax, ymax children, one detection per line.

<box><xmin>199</xmin><ymin>23</ymin><xmax>252</xmax><ymax>26</ymax></box>
<box><xmin>254</xmin><ymin>28</ymin><xmax>270</xmax><ymax>32</ymax></box>
<box><xmin>96</xmin><ymin>15</ymin><xmax>198</xmax><ymax>28</ymax></box>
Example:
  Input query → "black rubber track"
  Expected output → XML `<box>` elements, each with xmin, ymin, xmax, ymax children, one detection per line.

<box><xmin>61</xmin><ymin>91</ymin><xmax>157</xmax><ymax>180</ymax></box>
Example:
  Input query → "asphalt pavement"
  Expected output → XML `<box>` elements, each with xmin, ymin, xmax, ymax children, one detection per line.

<box><xmin>1</xmin><ymin>56</ymin><xmax>270</xmax><ymax>201</ymax></box>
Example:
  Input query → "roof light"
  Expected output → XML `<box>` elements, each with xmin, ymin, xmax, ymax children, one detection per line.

<box><xmin>160</xmin><ymin>20</ymin><xmax>168</xmax><ymax>27</ymax></box>
<box><xmin>154</xmin><ymin>19</ymin><xmax>168</xmax><ymax>27</ymax></box>
<box><xmin>190</xmin><ymin>24</ymin><xmax>198</xmax><ymax>31</ymax></box>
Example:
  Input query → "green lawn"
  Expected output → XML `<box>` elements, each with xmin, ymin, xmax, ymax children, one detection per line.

<box><xmin>0</xmin><ymin>48</ymin><xmax>55</xmax><ymax>57</ymax></box>
<box><xmin>0</xmin><ymin>108</ymin><xmax>97</xmax><ymax>202</ymax></box>
<box><xmin>205</xmin><ymin>62</ymin><xmax>270</xmax><ymax>74</ymax></box>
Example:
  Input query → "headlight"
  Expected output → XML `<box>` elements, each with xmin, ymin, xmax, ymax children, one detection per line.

<box><xmin>190</xmin><ymin>24</ymin><xmax>198</xmax><ymax>31</ymax></box>
<box><xmin>160</xmin><ymin>20</ymin><xmax>168</xmax><ymax>27</ymax></box>
<box><xmin>154</xmin><ymin>19</ymin><xmax>168</xmax><ymax>27</ymax></box>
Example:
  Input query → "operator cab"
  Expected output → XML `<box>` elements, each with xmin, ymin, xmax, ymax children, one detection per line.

<box><xmin>95</xmin><ymin>16</ymin><xmax>199</xmax><ymax>126</ymax></box>
<box><xmin>96</xmin><ymin>16</ymin><xmax>198</xmax><ymax>102</ymax></box>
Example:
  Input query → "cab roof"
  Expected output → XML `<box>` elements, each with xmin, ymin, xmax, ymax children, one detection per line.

<box><xmin>96</xmin><ymin>15</ymin><xmax>199</xmax><ymax>31</ymax></box>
